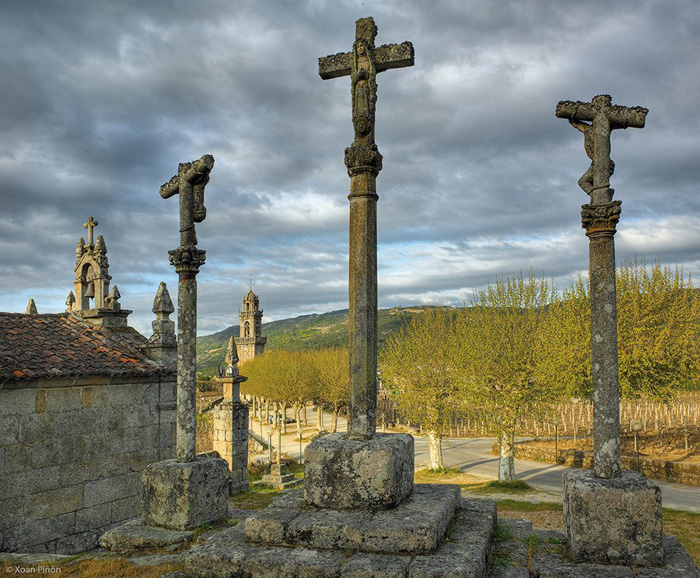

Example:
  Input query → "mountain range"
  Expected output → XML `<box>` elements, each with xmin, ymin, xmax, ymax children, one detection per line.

<box><xmin>196</xmin><ymin>306</ymin><xmax>433</xmax><ymax>375</ymax></box>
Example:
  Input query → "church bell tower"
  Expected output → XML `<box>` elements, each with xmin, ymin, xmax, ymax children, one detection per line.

<box><xmin>234</xmin><ymin>287</ymin><xmax>267</xmax><ymax>365</ymax></box>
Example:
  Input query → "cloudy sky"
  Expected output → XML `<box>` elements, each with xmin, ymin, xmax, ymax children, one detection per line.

<box><xmin>1</xmin><ymin>0</ymin><xmax>699</xmax><ymax>336</ymax></box>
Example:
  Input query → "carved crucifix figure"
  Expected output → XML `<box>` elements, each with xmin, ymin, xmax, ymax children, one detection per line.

<box><xmin>160</xmin><ymin>154</ymin><xmax>215</xmax><ymax>462</ymax></box>
<box><xmin>556</xmin><ymin>94</ymin><xmax>648</xmax><ymax>205</ymax></box>
<box><xmin>556</xmin><ymin>96</ymin><xmax>647</xmax><ymax>479</ymax></box>
<box><xmin>83</xmin><ymin>216</ymin><xmax>99</xmax><ymax>246</ymax></box>
<box><xmin>319</xmin><ymin>18</ymin><xmax>414</xmax><ymax>440</ymax></box>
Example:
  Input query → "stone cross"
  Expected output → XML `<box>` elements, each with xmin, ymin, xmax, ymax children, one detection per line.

<box><xmin>160</xmin><ymin>154</ymin><xmax>215</xmax><ymax>462</ymax></box>
<box><xmin>83</xmin><ymin>216</ymin><xmax>98</xmax><ymax>246</ymax></box>
<box><xmin>319</xmin><ymin>17</ymin><xmax>414</xmax><ymax>440</ymax></box>
<box><xmin>556</xmin><ymin>95</ymin><xmax>648</xmax><ymax>479</ymax></box>
<box><xmin>556</xmin><ymin>95</ymin><xmax>648</xmax><ymax>204</ymax></box>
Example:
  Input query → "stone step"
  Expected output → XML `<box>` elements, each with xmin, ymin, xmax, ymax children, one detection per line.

<box><xmin>260</xmin><ymin>473</ymin><xmax>296</xmax><ymax>484</ymax></box>
<box><xmin>490</xmin><ymin>519</ymin><xmax>700</xmax><ymax>578</ymax></box>
<box><xmin>100</xmin><ymin>519</ymin><xmax>194</xmax><ymax>553</ymax></box>
<box><xmin>184</xmin><ymin>488</ymin><xmax>496</xmax><ymax>578</ymax></box>
<box><xmin>245</xmin><ymin>484</ymin><xmax>463</xmax><ymax>555</ymax></box>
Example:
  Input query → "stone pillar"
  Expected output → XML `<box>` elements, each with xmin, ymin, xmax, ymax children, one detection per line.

<box><xmin>347</xmin><ymin>168</ymin><xmax>379</xmax><ymax>439</ymax></box>
<box><xmin>583</xmin><ymin>202</ymin><xmax>622</xmax><ymax>478</ymax></box>
<box><xmin>170</xmin><ymin>246</ymin><xmax>205</xmax><ymax>462</ymax></box>
<box><xmin>557</xmin><ymin>95</ymin><xmax>662</xmax><ymax>566</ymax></box>
<box><xmin>305</xmin><ymin>18</ymin><xmax>416</xmax><ymax>510</ymax></box>
<box><xmin>142</xmin><ymin>154</ymin><xmax>229</xmax><ymax>531</ymax></box>
<box><xmin>213</xmin><ymin>376</ymin><xmax>249</xmax><ymax>495</ymax></box>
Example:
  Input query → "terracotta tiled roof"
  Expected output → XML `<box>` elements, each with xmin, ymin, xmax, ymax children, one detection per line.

<box><xmin>0</xmin><ymin>313</ymin><xmax>167</xmax><ymax>381</ymax></box>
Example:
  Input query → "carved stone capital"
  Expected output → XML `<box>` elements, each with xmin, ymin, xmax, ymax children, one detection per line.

<box><xmin>581</xmin><ymin>201</ymin><xmax>621</xmax><ymax>237</ymax></box>
<box><xmin>168</xmin><ymin>246</ymin><xmax>206</xmax><ymax>276</ymax></box>
<box><xmin>345</xmin><ymin>143</ymin><xmax>383</xmax><ymax>176</ymax></box>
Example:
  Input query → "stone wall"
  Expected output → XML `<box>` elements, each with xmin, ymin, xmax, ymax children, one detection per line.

<box><xmin>493</xmin><ymin>441</ymin><xmax>700</xmax><ymax>487</ymax></box>
<box><xmin>0</xmin><ymin>375</ymin><xmax>176</xmax><ymax>554</ymax></box>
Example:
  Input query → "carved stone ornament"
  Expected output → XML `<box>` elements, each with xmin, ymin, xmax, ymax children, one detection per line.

<box><xmin>168</xmin><ymin>246</ymin><xmax>206</xmax><ymax>274</ymax></box>
<box><xmin>345</xmin><ymin>143</ymin><xmax>383</xmax><ymax>175</ymax></box>
<box><xmin>581</xmin><ymin>200</ymin><xmax>622</xmax><ymax>236</ymax></box>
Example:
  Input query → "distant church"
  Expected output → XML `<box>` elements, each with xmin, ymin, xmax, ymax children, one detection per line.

<box><xmin>234</xmin><ymin>287</ymin><xmax>267</xmax><ymax>365</ymax></box>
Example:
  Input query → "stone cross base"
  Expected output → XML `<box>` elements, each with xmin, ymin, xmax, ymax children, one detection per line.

<box><xmin>184</xmin><ymin>489</ymin><xmax>496</xmax><ymax>577</ymax></box>
<box><xmin>563</xmin><ymin>469</ymin><xmax>663</xmax><ymax>566</ymax></box>
<box><xmin>303</xmin><ymin>432</ymin><xmax>414</xmax><ymax>510</ymax></box>
<box><xmin>212</xmin><ymin>401</ymin><xmax>249</xmax><ymax>495</ymax></box>
<box><xmin>142</xmin><ymin>457</ymin><xmax>229</xmax><ymax>531</ymax></box>
<box><xmin>254</xmin><ymin>463</ymin><xmax>303</xmax><ymax>491</ymax></box>
<box><xmin>246</xmin><ymin>484</ymin><xmax>459</xmax><ymax>554</ymax></box>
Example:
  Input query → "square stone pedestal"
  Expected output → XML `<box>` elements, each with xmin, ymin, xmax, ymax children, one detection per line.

<box><xmin>142</xmin><ymin>456</ymin><xmax>229</xmax><ymax>531</ymax></box>
<box><xmin>304</xmin><ymin>432</ymin><xmax>414</xmax><ymax>510</ymax></box>
<box><xmin>563</xmin><ymin>469</ymin><xmax>663</xmax><ymax>566</ymax></box>
<box><xmin>212</xmin><ymin>400</ymin><xmax>249</xmax><ymax>495</ymax></box>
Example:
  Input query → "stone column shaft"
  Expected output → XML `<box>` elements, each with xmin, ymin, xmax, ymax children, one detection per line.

<box><xmin>588</xmin><ymin>229</ymin><xmax>621</xmax><ymax>478</ymax></box>
<box><xmin>177</xmin><ymin>272</ymin><xmax>197</xmax><ymax>462</ymax></box>
<box><xmin>348</xmin><ymin>173</ymin><xmax>378</xmax><ymax>440</ymax></box>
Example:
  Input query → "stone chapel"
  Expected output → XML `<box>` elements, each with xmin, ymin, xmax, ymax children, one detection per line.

<box><xmin>0</xmin><ymin>218</ymin><xmax>176</xmax><ymax>554</ymax></box>
<box><xmin>234</xmin><ymin>288</ymin><xmax>267</xmax><ymax>365</ymax></box>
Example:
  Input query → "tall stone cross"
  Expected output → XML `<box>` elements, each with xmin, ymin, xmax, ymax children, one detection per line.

<box><xmin>160</xmin><ymin>154</ymin><xmax>215</xmax><ymax>462</ymax></box>
<box><xmin>319</xmin><ymin>17</ymin><xmax>414</xmax><ymax>440</ymax></box>
<box><xmin>556</xmin><ymin>95</ymin><xmax>648</xmax><ymax>479</ymax></box>
<box><xmin>83</xmin><ymin>216</ymin><xmax>99</xmax><ymax>246</ymax></box>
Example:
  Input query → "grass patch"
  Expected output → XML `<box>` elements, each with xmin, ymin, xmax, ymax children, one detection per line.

<box><xmin>247</xmin><ymin>462</ymin><xmax>267</xmax><ymax>483</ymax></box>
<box><xmin>493</xmin><ymin>523</ymin><xmax>515</xmax><ymax>542</ymax></box>
<box><xmin>0</xmin><ymin>558</ymin><xmax>183</xmax><ymax>577</ymax></box>
<box><xmin>545</xmin><ymin>536</ymin><xmax>567</xmax><ymax>545</ymax></box>
<box><xmin>229</xmin><ymin>489</ymin><xmax>281</xmax><ymax>510</ymax></box>
<box><xmin>663</xmin><ymin>508</ymin><xmax>700</xmax><ymax>566</ymax></box>
<box><xmin>496</xmin><ymin>500</ymin><xmax>561</xmax><ymax>512</ymax></box>
<box><xmin>497</xmin><ymin>500</ymin><xmax>564</xmax><ymax>532</ymax></box>
<box><xmin>469</xmin><ymin>480</ymin><xmax>535</xmax><ymax>494</ymax></box>
<box><xmin>192</xmin><ymin>516</ymin><xmax>238</xmax><ymax>541</ymax></box>
<box><xmin>419</xmin><ymin>467</ymin><xmax>462</xmax><ymax>477</ymax></box>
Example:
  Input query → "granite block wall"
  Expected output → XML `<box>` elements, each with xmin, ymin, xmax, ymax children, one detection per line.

<box><xmin>0</xmin><ymin>375</ymin><xmax>176</xmax><ymax>554</ymax></box>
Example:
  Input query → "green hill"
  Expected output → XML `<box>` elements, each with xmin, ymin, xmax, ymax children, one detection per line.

<box><xmin>196</xmin><ymin>306</ymin><xmax>434</xmax><ymax>375</ymax></box>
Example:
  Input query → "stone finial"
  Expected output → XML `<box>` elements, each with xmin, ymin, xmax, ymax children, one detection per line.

<box><xmin>105</xmin><ymin>285</ymin><xmax>121</xmax><ymax>310</ymax></box>
<box><xmin>66</xmin><ymin>291</ymin><xmax>76</xmax><ymax>311</ymax></box>
<box><xmin>76</xmin><ymin>238</ymin><xmax>86</xmax><ymax>259</ymax></box>
<box><xmin>25</xmin><ymin>299</ymin><xmax>38</xmax><ymax>315</ymax></box>
<box><xmin>224</xmin><ymin>336</ymin><xmax>240</xmax><ymax>369</ymax></box>
<box><xmin>146</xmin><ymin>283</ymin><xmax>176</xmax><ymax>365</ymax></box>
<box><xmin>94</xmin><ymin>234</ymin><xmax>107</xmax><ymax>254</ymax></box>
<box><xmin>148</xmin><ymin>281</ymin><xmax>177</xmax><ymax>347</ymax></box>
<box><xmin>153</xmin><ymin>281</ymin><xmax>175</xmax><ymax>317</ymax></box>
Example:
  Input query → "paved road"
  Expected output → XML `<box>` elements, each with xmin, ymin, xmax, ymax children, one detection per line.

<box><xmin>414</xmin><ymin>436</ymin><xmax>700</xmax><ymax>513</ymax></box>
<box><xmin>249</xmin><ymin>414</ymin><xmax>700</xmax><ymax>512</ymax></box>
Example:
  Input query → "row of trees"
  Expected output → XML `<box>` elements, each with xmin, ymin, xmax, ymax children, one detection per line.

<box><xmin>380</xmin><ymin>259</ymin><xmax>700</xmax><ymax>478</ymax></box>
<box><xmin>241</xmin><ymin>348</ymin><xmax>349</xmax><ymax>433</ymax></box>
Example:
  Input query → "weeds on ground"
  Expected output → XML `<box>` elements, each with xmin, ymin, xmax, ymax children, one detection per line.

<box><xmin>526</xmin><ymin>533</ymin><xmax>541</xmax><ymax>574</ymax></box>
<box><xmin>419</xmin><ymin>467</ymin><xmax>462</xmax><ymax>476</ymax></box>
<box><xmin>496</xmin><ymin>500</ymin><xmax>561</xmax><ymax>512</ymax></box>
<box><xmin>0</xmin><ymin>558</ymin><xmax>184</xmax><ymax>578</ymax></box>
<box><xmin>470</xmin><ymin>480</ymin><xmax>534</xmax><ymax>493</ymax></box>
<box><xmin>663</xmin><ymin>508</ymin><xmax>700</xmax><ymax>566</ymax></box>
<box><xmin>493</xmin><ymin>523</ymin><xmax>515</xmax><ymax>542</ymax></box>
<box><xmin>229</xmin><ymin>488</ymin><xmax>281</xmax><ymax>510</ymax></box>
